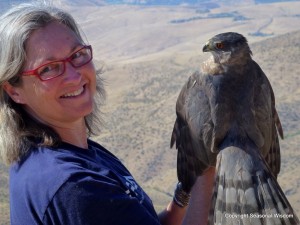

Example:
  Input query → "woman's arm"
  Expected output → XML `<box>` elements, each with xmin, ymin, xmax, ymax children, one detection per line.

<box><xmin>158</xmin><ymin>199</ymin><xmax>187</xmax><ymax>225</ymax></box>
<box><xmin>159</xmin><ymin>167</ymin><xmax>215</xmax><ymax>225</ymax></box>
<box><xmin>182</xmin><ymin>167</ymin><xmax>215</xmax><ymax>225</ymax></box>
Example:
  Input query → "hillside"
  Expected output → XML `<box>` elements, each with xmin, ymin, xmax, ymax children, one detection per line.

<box><xmin>92</xmin><ymin>30</ymin><xmax>300</xmax><ymax>213</ymax></box>
<box><xmin>0</xmin><ymin>1</ymin><xmax>300</xmax><ymax>224</ymax></box>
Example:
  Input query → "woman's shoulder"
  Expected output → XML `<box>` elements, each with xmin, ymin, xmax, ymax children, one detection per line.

<box><xmin>9</xmin><ymin>143</ymin><xmax>92</xmax><ymax>198</ymax></box>
<box><xmin>10</xmin><ymin>140</ymin><xmax>125</xmax><ymax>184</ymax></box>
<box><xmin>9</xmin><ymin>141</ymin><xmax>132</xmax><ymax>222</ymax></box>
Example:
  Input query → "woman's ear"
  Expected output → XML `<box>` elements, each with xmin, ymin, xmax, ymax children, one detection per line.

<box><xmin>2</xmin><ymin>81</ymin><xmax>25</xmax><ymax>104</ymax></box>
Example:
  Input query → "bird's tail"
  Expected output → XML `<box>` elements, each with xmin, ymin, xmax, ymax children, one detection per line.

<box><xmin>208</xmin><ymin>145</ymin><xmax>299</xmax><ymax>225</ymax></box>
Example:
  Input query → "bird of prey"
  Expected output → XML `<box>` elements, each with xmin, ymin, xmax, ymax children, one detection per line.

<box><xmin>171</xmin><ymin>32</ymin><xmax>299</xmax><ymax>224</ymax></box>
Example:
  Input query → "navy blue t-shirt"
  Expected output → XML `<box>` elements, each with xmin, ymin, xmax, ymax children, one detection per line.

<box><xmin>9</xmin><ymin>139</ymin><xmax>160</xmax><ymax>225</ymax></box>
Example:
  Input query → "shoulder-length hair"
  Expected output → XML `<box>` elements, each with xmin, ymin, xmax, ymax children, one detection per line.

<box><xmin>0</xmin><ymin>2</ymin><xmax>105</xmax><ymax>165</ymax></box>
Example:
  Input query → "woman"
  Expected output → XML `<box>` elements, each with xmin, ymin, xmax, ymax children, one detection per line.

<box><xmin>0</xmin><ymin>2</ymin><xmax>214</xmax><ymax>225</ymax></box>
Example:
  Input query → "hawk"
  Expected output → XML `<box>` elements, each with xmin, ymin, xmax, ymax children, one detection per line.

<box><xmin>171</xmin><ymin>32</ymin><xmax>299</xmax><ymax>224</ymax></box>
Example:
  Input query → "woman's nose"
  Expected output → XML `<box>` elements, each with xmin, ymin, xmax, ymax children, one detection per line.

<box><xmin>63</xmin><ymin>62</ymin><xmax>82</xmax><ymax>82</ymax></box>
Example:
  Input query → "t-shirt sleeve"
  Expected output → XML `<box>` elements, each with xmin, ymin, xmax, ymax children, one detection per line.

<box><xmin>43</xmin><ymin>173</ymin><xmax>161</xmax><ymax>225</ymax></box>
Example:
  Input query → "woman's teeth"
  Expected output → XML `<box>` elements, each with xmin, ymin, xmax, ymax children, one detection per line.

<box><xmin>62</xmin><ymin>87</ymin><xmax>84</xmax><ymax>98</ymax></box>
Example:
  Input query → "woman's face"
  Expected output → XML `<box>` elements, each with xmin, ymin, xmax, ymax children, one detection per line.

<box><xmin>6</xmin><ymin>22</ymin><xmax>96</xmax><ymax>129</ymax></box>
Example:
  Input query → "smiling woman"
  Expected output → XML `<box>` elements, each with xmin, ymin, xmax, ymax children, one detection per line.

<box><xmin>0</xmin><ymin>3</ymin><xmax>105</xmax><ymax>165</ymax></box>
<box><xmin>4</xmin><ymin>22</ymin><xmax>98</xmax><ymax>143</ymax></box>
<box><xmin>0</xmin><ymin>2</ymin><xmax>215</xmax><ymax>225</ymax></box>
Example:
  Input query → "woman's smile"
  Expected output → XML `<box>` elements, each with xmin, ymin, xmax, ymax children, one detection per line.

<box><xmin>61</xmin><ymin>85</ymin><xmax>85</xmax><ymax>98</ymax></box>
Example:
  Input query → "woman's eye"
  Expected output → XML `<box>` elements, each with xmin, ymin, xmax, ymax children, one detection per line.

<box><xmin>38</xmin><ymin>64</ymin><xmax>58</xmax><ymax>75</ymax></box>
<box><xmin>216</xmin><ymin>42</ymin><xmax>224</xmax><ymax>49</ymax></box>
<box><xmin>40</xmin><ymin>66</ymin><xmax>52</xmax><ymax>74</ymax></box>
<box><xmin>72</xmin><ymin>50</ymin><xmax>86</xmax><ymax>60</ymax></box>
<box><xmin>72</xmin><ymin>52</ymin><xmax>82</xmax><ymax>59</ymax></box>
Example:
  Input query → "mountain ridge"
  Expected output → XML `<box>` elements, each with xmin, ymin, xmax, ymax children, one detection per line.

<box><xmin>1</xmin><ymin>0</ymin><xmax>299</xmax><ymax>11</ymax></box>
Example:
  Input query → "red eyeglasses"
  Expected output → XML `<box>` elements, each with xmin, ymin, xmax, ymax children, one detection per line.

<box><xmin>21</xmin><ymin>45</ymin><xmax>93</xmax><ymax>81</ymax></box>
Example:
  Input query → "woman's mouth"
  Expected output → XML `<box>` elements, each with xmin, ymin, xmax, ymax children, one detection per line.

<box><xmin>61</xmin><ymin>86</ymin><xmax>85</xmax><ymax>98</ymax></box>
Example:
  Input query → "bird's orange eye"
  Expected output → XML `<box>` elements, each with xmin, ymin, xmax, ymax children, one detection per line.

<box><xmin>216</xmin><ymin>42</ymin><xmax>224</xmax><ymax>49</ymax></box>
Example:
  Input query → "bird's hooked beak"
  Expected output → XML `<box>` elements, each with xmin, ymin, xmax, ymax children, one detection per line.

<box><xmin>202</xmin><ymin>41</ymin><xmax>212</xmax><ymax>52</ymax></box>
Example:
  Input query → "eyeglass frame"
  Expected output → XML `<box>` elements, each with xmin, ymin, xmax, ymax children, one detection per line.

<box><xmin>21</xmin><ymin>45</ymin><xmax>93</xmax><ymax>81</ymax></box>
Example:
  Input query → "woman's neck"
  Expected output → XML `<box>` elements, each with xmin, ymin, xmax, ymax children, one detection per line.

<box><xmin>53</xmin><ymin>120</ymin><xmax>89</xmax><ymax>149</ymax></box>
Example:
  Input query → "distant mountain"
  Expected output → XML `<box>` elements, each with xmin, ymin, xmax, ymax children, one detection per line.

<box><xmin>105</xmin><ymin>0</ymin><xmax>202</xmax><ymax>5</ymax></box>
<box><xmin>105</xmin><ymin>0</ymin><xmax>298</xmax><ymax>5</ymax></box>
<box><xmin>1</xmin><ymin>0</ymin><xmax>299</xmax><ymax>11</ymax></box>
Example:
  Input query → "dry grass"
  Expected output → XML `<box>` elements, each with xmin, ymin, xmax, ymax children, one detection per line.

<box><xmin>95</xmin><ymin>31</ymin><xmax>300</xmax><ymax>214</ymax></box>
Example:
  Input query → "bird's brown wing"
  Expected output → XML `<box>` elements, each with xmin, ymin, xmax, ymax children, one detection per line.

<box><xmin>171</xmin><ymin>71</ymin><xmax>217</xmax><ymax>193</ymax></box>
<box><xmin>253</xmin><ymin>61</ymin><xmax>283</xmax><ymax>178</ymax></box>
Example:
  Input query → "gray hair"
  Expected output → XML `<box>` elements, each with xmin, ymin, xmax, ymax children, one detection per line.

<box><xmin>0</xmin><ymin>2</ymin><xmax>105</xmax><ymax>165</ymax></box>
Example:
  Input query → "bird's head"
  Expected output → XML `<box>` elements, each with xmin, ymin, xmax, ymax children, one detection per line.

<box><xmin>203</xmin><ymin>32</ymin><xmax>252</xmax><ymax>65</ymax></box>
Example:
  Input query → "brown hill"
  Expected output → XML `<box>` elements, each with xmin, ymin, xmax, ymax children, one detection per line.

<box><xmin>95</xmin><ymin>29</ymin><xmax>300</xmax><ymax>213</ymax></box>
